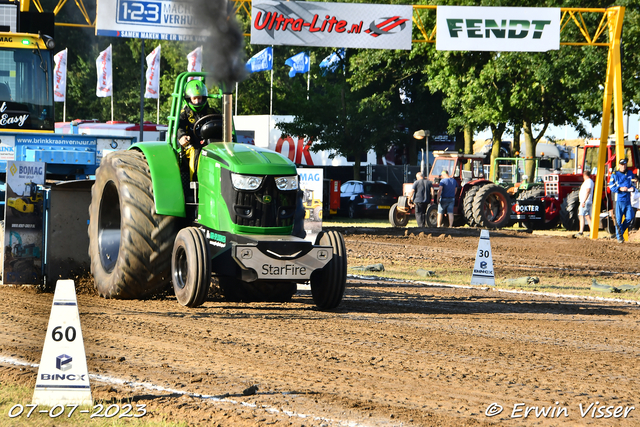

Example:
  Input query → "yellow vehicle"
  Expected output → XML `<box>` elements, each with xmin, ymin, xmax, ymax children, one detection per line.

<box><xmin>303</xmin><ymin>188</ymin><xmax>323</xmax><ymax>221</ymax></box>
<box><xmin>7</xmin><ymin>182</ymin><xmax>42</xmax><ymax>215</ymax></box>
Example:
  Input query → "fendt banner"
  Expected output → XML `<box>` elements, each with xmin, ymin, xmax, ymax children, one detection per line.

<box><xmin>251</xmin><ymin>0</ymin><xmax>413</xmax><ymax>50</ymax></box>
<box><xmin>436</xmin><ymin>6</ymin><xmax>560</xmax><ymax>52</ymax></box>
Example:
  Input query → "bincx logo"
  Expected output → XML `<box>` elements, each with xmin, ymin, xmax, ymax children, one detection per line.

<box><xmin>365</xmin><ymin>16</ymin><xmax>409</xmax><ymax>37</ymax></box>
<box><xmin>56</xmin><ymin>354</ymin><xmax>72</xmax><ymax>371</ymax></box>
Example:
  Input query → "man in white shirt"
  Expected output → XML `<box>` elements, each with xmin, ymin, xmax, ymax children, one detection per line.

<box><xmin>576</xmin><ymin>170</ymin><xmax>594</xmax><ymax>237</ymax></box>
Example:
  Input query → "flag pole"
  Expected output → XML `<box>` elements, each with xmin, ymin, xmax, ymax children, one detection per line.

<box><xmin>157</xmin><ymin>96</ymin><xmax>160</xmax><ymax>124</ymax></box>
<box><xmin>235</xmin><ymin>82</ymin><xmax>238</xmax><ymax>116</ymax></box>
<box><xmin>139</xmin><ymin>39</ymin><xmax>145</xmax><ymax>142</ymax></box>
<box><xmin>270</xmin><ymin>45</ymin><xmax>274</xmax><ymax>116</ymax></box>
<box><xmin>63</xmin><ymin>99</ymin><xmax>66</xmax><ymax>122</ymax></box>
<box><xmin>110</xmin><ymin>44</ymin><xmax>114</xmax><ymax>122</ymax></box>
<box><xmin>307</xmin><ymin>54</ymin><xmax>311</xmax><ymax>101</ymax></box>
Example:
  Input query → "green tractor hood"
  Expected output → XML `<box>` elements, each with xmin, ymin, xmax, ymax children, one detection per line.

<box><xmin>132</xmin><ymin>141</ymin><xmax>298</xmax><ymax>222</ymax></box>
<box><xmin>202</xmin><ymin>142</ymin><xmax>297</xmax><ymax>175</ymax></box>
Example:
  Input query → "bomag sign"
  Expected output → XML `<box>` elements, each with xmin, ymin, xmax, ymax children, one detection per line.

<box><xmin>436</xmin><ymin>6</ymin><xmax>560</xmax><ymax>52</ymax></box>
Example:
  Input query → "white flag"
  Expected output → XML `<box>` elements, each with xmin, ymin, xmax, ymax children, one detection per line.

<box><xmin>144</xmin><ymin>45</ymin><xmax>161</xmax><ymax>99</ymax></box>
<box><xmin>186</xmin><ymin>46</ymin><xmax>202</xmax><ymax>81</ymax></box>
<box><xmin>53</xmin><ymin>48</ymin><xmax>67</xmax><ymax>102</ymax></box>
<box><xmin>96</xmin><ymin>45</ymin><xmax>112</xmax><ymax>98</ymax></box>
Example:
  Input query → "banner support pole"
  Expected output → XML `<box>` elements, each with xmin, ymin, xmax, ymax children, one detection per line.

<box><xmin>139</xmin><ymin>39</ymin><xmax>145</xmax><ymax>143</ymax></box>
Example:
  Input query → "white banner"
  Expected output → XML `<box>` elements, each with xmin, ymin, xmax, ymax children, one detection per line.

<box><xmin>251</xmin><ymin>0</ymin><xmax>412</xmax><ymax>50</ymax></box>
<box><xmin>53</xmin><ymin>49</ymin><xmax>67</xmax><ymax>102</ymax></box>
<box><xmin>187</xmin><ymin>46</ymin><xmax>202</xmax><ymax>81</ymax></box>
<box><xmin>298</xmin><ymin>168</ymin><xmax>324</xmax><ymax>235</ymax></box>
<box><xmin>436</xmin><ymin>6</ymin><xmax>560</xmax><ymax>52</ymax></box>
<box><xmin>95</xmin><ymin>0</ymin><xmax>206</xmax><ymax>41</ymax></box>
<box><xmin>234</xmin><ymin>115</ymin><xmax>378</xmax><ymax>166</ymax></box>
<box><xmin>144</xmin><ymin>45</ymin><xmax>161</xmax><ymax>99</ymax></box>
<box><xmin>96</xmin><ymin>45</ymin><xmax>113</xmax><ymax>98</ymax></box>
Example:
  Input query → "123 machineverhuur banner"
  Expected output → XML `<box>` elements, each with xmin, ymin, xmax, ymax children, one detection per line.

<box><xmin>251</xmin><ymin>0</ymin><xmax>413</xmax><ymax>50</ymax></box>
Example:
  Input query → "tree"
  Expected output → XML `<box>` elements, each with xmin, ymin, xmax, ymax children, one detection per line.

<box><xmin>277</xmin><ymin>50</ymin><xmax>404</xmax><ymax>179</ymax></box>
<box><xmin>424</xmin><ymin>0</ymin><xmax>611</xmax><ymax>179</ymax></box>
<box><xmin>348</xmin><ymin>43</ymin><xmax>451</xmax><ymax>166</ymax></box>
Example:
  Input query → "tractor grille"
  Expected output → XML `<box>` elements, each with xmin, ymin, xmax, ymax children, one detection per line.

<box><xmin>221</xmin><ymin>172</ymin><xmax>297</xmax><ymax>228</ymax></box>
<box><xmin>544</xmin><ymin>175</ymin><xmax>559</xmax><ymax>197</ymax></box>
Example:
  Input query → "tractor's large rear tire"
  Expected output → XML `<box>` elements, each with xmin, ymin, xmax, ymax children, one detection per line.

<box><xmin>560</xmin><ymin>190</ymin><xmax>580</xmax><ymax>231</ymax></box>
<box><xmin>472</xmin><ymin>184</ymin><xmax>511</xmax><ymax>229</ymax></box>
<box><xmin>311</xmin><ymin>230</ymin><xmax>347</xmax><ymax>310</ymax></box>
<box><xmin>171</xmin><ymin>227</ymin><xmax>210</xmax><ymax>307</ymax></box>
<box><xmin>517</xmin><ymin>187</ymin><xmax>545</xmax><ymax>200</ymax></box>
<box><xmin>388</xmin><ymin>203</ymin><xmax>408</xmax><ymax>227</ymax></box>
<box><xmin>463</xmin><ymin>184</ymin><xmax>485</xmax><ymax>227</ymax></box>
<box><xmin>88</xmin><ymin>150</ymin><xmax>179</xmax><ymax>299</ymax></box>
<box><xmin>603</xmin><ymin>214</ymin><xmax>617</xmax><ymax>235</ymax></box>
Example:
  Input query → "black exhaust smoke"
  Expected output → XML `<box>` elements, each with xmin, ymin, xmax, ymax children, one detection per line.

<box><xmin>191</xmin><ymin>0</ymin><xmax>246</xmax><ymax>88</ymax></box>
<box><xmin>192</xmin><ymin>0</ymin><xmax>247</xmax><ymax>141</ymax></box>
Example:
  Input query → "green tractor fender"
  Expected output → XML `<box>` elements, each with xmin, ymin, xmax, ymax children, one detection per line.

<box><xmin>130</xmin><ymin>142</ymin><xmax>186</xmax><ymax>217</ymax></box>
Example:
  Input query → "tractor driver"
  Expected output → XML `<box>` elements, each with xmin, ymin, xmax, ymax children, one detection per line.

<box><xmin>177</xmin><ymin>79</ymin><xmax>220</xmax><ymax>180</ymax></box>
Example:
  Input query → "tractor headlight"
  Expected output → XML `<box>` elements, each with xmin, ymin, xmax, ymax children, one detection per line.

<box><xmin>231</xmin><ymin>173</ymin><xmax>263</xmax><ymax>191</ymax></box>
<box><xmin>275</xmin><ymin>176</ymin><xmax>298</xmax><ymax>191</ymax></box>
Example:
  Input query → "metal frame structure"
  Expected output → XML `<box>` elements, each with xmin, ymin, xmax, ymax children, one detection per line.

<box><xmin>23</xmin><ymin>0</ymin><xmax>627</xmax><ymax>239</ymax></box>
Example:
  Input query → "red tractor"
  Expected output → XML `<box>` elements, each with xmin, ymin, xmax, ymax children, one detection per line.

<box><xmin>513</xmin><ymin>138</ymin><xmax>640</xmax><ymax>231</ymax></box>
<box><xmin>389</xmin><ymin>151</ymin><xmax>512</xmax><ymax>229</ymax></box>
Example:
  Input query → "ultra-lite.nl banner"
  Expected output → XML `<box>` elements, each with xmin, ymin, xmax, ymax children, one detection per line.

<box><xmin>251</xmin><ymin>0</ymin><xmax>413</xmax><ymax>50</ymax></box>
<box><xmin>436</xmin><ymin>6</ymin><xmax>560</xmax><ymax>52</ymax></box>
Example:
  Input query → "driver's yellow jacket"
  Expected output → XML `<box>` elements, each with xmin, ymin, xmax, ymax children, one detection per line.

<box><xmin>177</xmin><ymin>104</ymin><xmax>218</xmax><ymax>179</ymax></box>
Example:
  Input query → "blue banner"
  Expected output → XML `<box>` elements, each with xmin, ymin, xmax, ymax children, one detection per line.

<box><xmin>285</xmin><ymin>52</ymin><xmax>310</xmax><ymax>78</ymax></box>
<box><xmin>246</xmin><ymin>47</ymin><xmax>273</xmax><ymax>73</ymax></box>
<box><xmin>319</xmin><ymin>49</ymin><xmax>345</xmax><ymax>74</ymax></box>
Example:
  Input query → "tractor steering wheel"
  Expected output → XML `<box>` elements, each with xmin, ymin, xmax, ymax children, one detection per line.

<box><xmin>192</xmin><ymin>114</ymin><xmax>222</xmax><ymax>146</ymax></box>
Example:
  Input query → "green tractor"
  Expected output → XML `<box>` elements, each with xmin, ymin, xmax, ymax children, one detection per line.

<box><xmin>490</xmin><ymin>157</ymin><xmax>543</xmax><ymax>200</ymax></box>
<box><xmin>87</xmin><ymin>72</ymin><xmax>347</xmax><ymax>309</ymax></box>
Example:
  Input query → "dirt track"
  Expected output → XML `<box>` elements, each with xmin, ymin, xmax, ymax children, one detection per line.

<box><xmin>2</xmin><ymin>227</ymin><xmax>640</xmax><ymax>426</ymax></box>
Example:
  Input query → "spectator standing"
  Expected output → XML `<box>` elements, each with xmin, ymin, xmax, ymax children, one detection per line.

<box><xmin>576</xmin><ymin>169</ymin><xmax>594</xmax><ymax>237</ymax></box>
<box><xmin>408</xmin><ymin>172</ymin><xmax>433</xmax><ymax>228</ymax></box>
<box><xmin>608</xmin><ymin>158</ymin><xmax>636</xmax><ymax>243</ymax></box>
<box><xmin>437</xmin><ymin>170</ymin><xmax>457</xmax><ymax>228</ymax></box>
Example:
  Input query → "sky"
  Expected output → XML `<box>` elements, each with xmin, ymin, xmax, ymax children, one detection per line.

<box><xmin>475</xmin><ymin>113</ymin><xmax>640</xmax><ymax>142</ymax></box>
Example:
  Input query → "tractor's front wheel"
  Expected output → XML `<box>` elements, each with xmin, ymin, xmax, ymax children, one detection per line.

<box><xmin>426</xmin><ymin>204</ymin><xmax>438</xmax><ymax>228</ymax></box>
<box><xmin>388</xmin><ymin>203</ymin><xmax>408</xmax><ymax>227</ymax></box>
<box><xmin>310</xmin><ymin>230</ymin><xmax>347</xmax><ymax>310</ymax></box>
<box><xmin>171</xmin><ymin>227</ymin><xmax>210</xmax><ymax>307</ymax></box>
<box><xmin>88</xmin><ymin>150</ymin><xmax>179</xmax><ymax>299</ymax></box>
